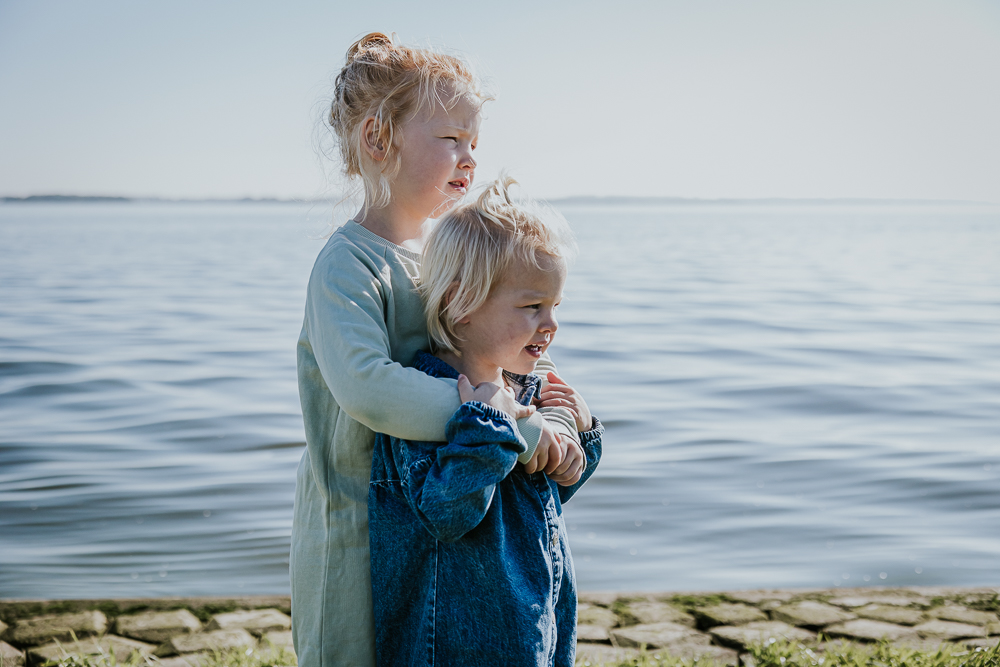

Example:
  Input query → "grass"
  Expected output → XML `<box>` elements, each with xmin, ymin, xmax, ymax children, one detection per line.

<box><xmin>577</xmin><ymin>639</ymin><xmax>1000</xmax><ymax>667</ymax></box>
<box><xmin>15</xmin><ymin>638</ymin><xmax>296</xmax><ymax>667</ymax></box>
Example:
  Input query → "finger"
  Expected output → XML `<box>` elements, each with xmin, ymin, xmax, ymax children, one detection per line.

<box><xmin>513</xmin><ymin>403</ymin><xmax>536</xmax><ymax>420</ymax></box>
<box><xmin>530</xmin><ymin>446</ymin><xmax>548</xmax><ymax>475</ymax></box>
<box><xmin>547</xmin><ymin>371</ymin><xmax>566</xmax><ymax>386</ymax></box>
<box><xmin>543</xmin><ymin>443</ymin><xmax>565</xmax><ymax>475</ymax></box>
<box><xmin>457</xmin><ymin>374</ymin><xmax>475</xmax><ymax>402</ymax></box>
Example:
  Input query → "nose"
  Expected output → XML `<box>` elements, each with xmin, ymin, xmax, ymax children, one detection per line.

<box><xmin>459</xmin><ymin>148</ymin><xmax>476</xmax><ymax>172</ymax></box>
<box><xmin>539</xmin><ymin>309</ymin><xmax>558</xmax><ymax>335</ymax></box>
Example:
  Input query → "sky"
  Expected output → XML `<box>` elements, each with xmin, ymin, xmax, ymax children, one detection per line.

<box><xmin>1</xmin><ymin>0</ymin><xmax>999</xmax><ymax>202</ymax></box>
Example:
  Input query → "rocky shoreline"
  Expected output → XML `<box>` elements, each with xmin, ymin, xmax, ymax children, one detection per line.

<box><xmin>1</xmin><ymin>586</ymin><xmax>999</xmax><ymax>667</ymax></box>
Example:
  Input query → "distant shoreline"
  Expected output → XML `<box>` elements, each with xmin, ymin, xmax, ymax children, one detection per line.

<box><xmin>2</xmin><ymin>194</ymin><xmax>995</xmax><ymax>207</ymax></box>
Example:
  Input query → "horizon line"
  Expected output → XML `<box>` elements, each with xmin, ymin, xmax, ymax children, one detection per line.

<box><xmin>2</xmin><ymin>193</ymin><xmax>997</xmax><ymax>207</ymax></box>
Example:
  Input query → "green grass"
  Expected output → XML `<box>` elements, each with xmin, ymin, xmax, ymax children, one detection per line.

<box><xmin>577</xmin><ymin>639</ymin><xmax>1000</xmax><ymax>667</ymax></box>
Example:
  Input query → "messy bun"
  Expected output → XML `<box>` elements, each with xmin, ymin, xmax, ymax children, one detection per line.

<box><xmin>329</xmin><ymin>32</ymin><xmax>487</xmax><ymax>212</ymax></box>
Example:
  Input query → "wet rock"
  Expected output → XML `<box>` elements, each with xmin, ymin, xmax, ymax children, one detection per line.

<box><xmin>27</xmin><ymin>635</ymin><xmax>153</xmax><ymax>666</ymax></box>
<box><xmin>854</xmin><ymin>603</ymin><xmax>925</xmax><ymax>626</ymax></box>
<box><xmin>576</xmin><ymin>624</ymin><xmax>610</xmax><ymax>642</ymax></box>
<box><xmin>661</xmin><ymin>643</ymin><xmax>739</xmax><ymax>666</ymax></box>
<box><xmin>577</xmin><ymin>603</ymin><xmax>618</xmax><ymax>628</ymax></box>
<box><xmin>914</xmin><ymin>620</ymin><xmax>987</xmax><ymax>640</ymax></box>
<box><xmin>1</xmin><ymin>641</ymin><xmax>25</xmax><ymax>667</ymax></box>
<box><xmin>772</xmin><ymin>600</ymin><xmax>855</xmax><ymax>628</ymax></box>
<box><xmin>574</xmin><ymin>642</ymin><xmax>639</xmax><ymax>665</ymax></box>
<box><xmin>824</xmin><ymin>619</ymin><xmax>918</xmax><ymax>642</ymax></box>
<box><xmin>694</xmin><ymin>603</ymin><xmax>768</xmax><ymax>628</ymax></box>
<box><xmin>610</xmin><ymin>622</ymin><xmax>709</xmax><ymax>648</ymax></box>
<box><xmin>710</xmin><ymin>621</ymin><xmax>815</xmax><ymax>650</ymax></box>
<box><xmin>115</xmin><ymin>609</ymin><xmax>202</xmax><ymax>643</ymax></box>
<box><xmin>928</xmin><ymin>606</ymin><xmax>999</xmax><ymax>626</ymax></box>
<box><xmin>205</xmin><ymin>609</ymin><xmax>291</xmax><ymax>636</ymax></box>
<box><xmin>622</xmin><ymin>601</ymin><xmax>695</xmax><ymax>627</ymax></box>
<box><xmin>577</xmin><ymin>592</ymin><xmax>619</xmax><ymax>607</ymax></box>
<box><xmin>8</xmin><ymin>611</ymin><xmax>107</xmax><ymax>646</ymax></box>
<box><xmin>155</xmin><ymin>629</ymin><xmax>255</xmax><ymax>656</ymax></box>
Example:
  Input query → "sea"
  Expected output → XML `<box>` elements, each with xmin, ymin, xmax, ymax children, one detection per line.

<box><xmin>1</xmin><ymin>200</ymin><xmax>998</xmax><ymax>599</ymax></box>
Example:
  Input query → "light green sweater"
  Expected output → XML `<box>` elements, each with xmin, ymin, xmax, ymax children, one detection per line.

<box><xmin>291</xmin><ymin>221</ymin><xmax>573</xmax><ymax>667</ymax></box>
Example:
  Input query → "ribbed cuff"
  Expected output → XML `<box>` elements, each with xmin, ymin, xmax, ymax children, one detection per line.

<box><xmin>515</xmin><ymin>411</ymin><xmax>545</xmax><ymax>464</ymax></box>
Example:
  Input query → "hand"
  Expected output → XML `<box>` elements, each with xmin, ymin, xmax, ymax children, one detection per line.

<box><xmin>539</xmin><ymin>372</ymin><xmax>593</xmax><ymax>432</ymax></box>
<box><xmin>522</xmin><ymin>419</ymin><xmax>566</xmax><ymax>475</ymax></box>
<box><xmin>547</xmin><ymin>436</ymin><xmax>586</xmax><ymax>486</ymax></box>
<box><xmin>458</xmin><ymin>375</ymin><xmax>535</xmax><ymax>421</ymax></box>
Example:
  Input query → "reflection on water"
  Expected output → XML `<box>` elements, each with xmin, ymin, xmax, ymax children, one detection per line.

<box><xmin>1</xmin><ymin>202</ymin><xmax>999</xmax><ymax>599</ymax></box>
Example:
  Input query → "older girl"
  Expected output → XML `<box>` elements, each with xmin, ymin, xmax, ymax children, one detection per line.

<box><xmin>291</xmin><ymin>33</ymin><xmax>581</xmax><ymax>666</ymax></box>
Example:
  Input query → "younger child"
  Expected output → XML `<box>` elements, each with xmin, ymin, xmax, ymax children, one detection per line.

<box><xmin>369</xmin><ymin>176</ymin><xmax>603</xmax><ymax>666</ymax></box>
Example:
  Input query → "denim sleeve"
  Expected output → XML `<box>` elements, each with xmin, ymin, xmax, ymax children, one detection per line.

<box><xmin>394</xmin><ymin>402</ymin><xmax>527</xmax><ymax>543</ymax></box>
<box><xmin>556</xmin><ymin>416</ymin><xmax>604</xmax><ymax>504</ymax></box>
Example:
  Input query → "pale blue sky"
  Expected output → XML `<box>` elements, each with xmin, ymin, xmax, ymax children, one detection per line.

<box><xmin>1</xmin><ymin>0</ymin><xmax>998</xmax><ymax>201</ymax></box>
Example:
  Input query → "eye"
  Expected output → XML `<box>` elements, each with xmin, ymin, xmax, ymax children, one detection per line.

<box><xmin>524</xmin><ymin>303</ymin><xmax>541</xmax><ymax>310</ymax></box>
<box><xmin>443</xmin><ymin>136</ymin><xmax>459</xmax><ymax>143</ymax></box>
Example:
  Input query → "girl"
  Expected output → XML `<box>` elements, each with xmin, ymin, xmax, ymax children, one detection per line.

<box><xmin>369</xmin><ymin>176</ymin><xmax>603</xmax><ymax>666</ymax></box>
<box><xmin>292</xmin><ymin>33</ymin><xmax>584</xmax><ymax>666</ymax></box>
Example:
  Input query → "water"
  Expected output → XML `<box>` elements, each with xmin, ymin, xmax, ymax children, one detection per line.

<box><xmin>1</xmin><ymin>201</ymin><xmax>999</xmax><ymax>599</ymax></box>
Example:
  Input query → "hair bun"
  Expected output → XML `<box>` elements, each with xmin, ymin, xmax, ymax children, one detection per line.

<box><xmin>347</xmin><ymin>32</ymin><xmax>395</xmax><ymax>62</ymax></box>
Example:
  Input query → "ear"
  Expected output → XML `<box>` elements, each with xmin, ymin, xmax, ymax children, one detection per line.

<box><xmin>362</xmin><ymin>116</ymin><xmax>388</xmax><ymax>161</ymax></box>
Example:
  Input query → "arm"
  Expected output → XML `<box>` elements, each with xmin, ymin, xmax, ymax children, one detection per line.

<box><xmin>395</xmin><ymin>402</ymin><xmax>525</xmax><ymax>542</ymax></box>
<box><xmin>304</xmin><ymin>241</ymin><xmax>540</xmax><ymax>444</ymax></box>
<box><xmin>304</xmin><ymin>244</ymin><xmax>459</xmax><ymax>441</ymax></box>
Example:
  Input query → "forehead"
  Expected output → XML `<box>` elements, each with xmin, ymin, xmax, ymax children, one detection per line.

<box><xmin>497</xmin><ymin>256</ymin><xmax>567</xmax><ymax>295</ymax></box>
<box><xmin>423</xmin><ymin>90</ymin><xmax>482</xmax><ymax>131</ymax></box>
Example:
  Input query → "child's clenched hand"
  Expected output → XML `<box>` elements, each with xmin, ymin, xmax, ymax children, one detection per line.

<box><xmin>547</xmin><ymin>437</ymin><xmax>585</xmax><ymax>486</ymax></box>
<box><xmin>539</xmin><ymin>372</ymin><xmax>593</xmax><ymax>432</ymax></box>
<box><xmin>458</xmin><ymin>374</ymin><xmax>536</xmax><ymax>421</ymax></box>
<box><xmin>522</xmin><ymin>420</ymin><xmax>565</xmax><ymax>475</ymax></box>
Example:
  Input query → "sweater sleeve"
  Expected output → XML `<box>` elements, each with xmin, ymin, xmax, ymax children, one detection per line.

<box><xmin>396</xmin><ymin>402</ymin><xmax>526</xmax><ymax>543</ymax></box>
<box><xmin>304</xmin><ymin>243</ymin><xmax>460</xmax><ymax>441</ymax></box>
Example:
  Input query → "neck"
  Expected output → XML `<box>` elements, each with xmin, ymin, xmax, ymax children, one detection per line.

<box><xmin>435</xmin><ymin>349</ymin><xmax>504</xmax><ymax>387</ymax></box>
<box><xmin>355</xmin><ymin>202</ymin><xmax>429</xmax><ymax>248</ymax></box>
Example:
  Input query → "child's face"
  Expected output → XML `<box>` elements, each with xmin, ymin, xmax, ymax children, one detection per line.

<box><xmin>392</xmin><ymin>89</ymin><xmax>481</xmax><ymax>221</ymax></box>
<box><xmin>457</xmin><ymin>255</ymin><xmax>567</xmax><ymax>376</ymax></box>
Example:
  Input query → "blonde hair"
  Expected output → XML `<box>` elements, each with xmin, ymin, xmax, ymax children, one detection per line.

<box><xmin>329</xmin><ymin>32</ymin><xmax>488</xmax><ymax>212</ymax></box>
<box><xmin>420</xmin><ymin>175</ymin><xmax>576</xmax><ymax>355</ymax></box>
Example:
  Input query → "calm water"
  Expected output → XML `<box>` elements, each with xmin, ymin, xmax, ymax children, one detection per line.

<box><xmin>1</xmin><ymin>201</ymin><xmax>999</xmax><ymax>599</ymax></box>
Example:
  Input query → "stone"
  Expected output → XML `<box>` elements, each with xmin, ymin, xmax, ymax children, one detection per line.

<box><xmin>577</xmin><ymin>603</ymin><xmax>618</xmax><ymax>628</ymax></box>
<box><xmin>854</xmin><ymin>603</ymin><xmax>925</xmax><ymax>626</ymax></box>
<box><xmin>155</xmin><ymin>629</ymin><xmax>256</xmax><ymax>657</ymax></box>
<box><xmin>610</xmin><ymin>622</ymin><xmax>709</xmax><ymax>649</ymax></box>
<box><xmin>709</xmin><ymin>621</ymin><xmax>815</xmax><ymax>650</ymax></box>
<box><xmin>772</xmin><ymin>601</ymin><xmax>855</xmax><ymax>628</ymax></box>
<box><xmin>577</xmin><ymin>592</ymin><xmax>620</xmax><ymax>607</ymax></box>
<box><xmin>660</xmin><ymin>643</ymin><xmax>739</xmax><ymax>666</ymax></box>
<box><xmin>827</xmin><ymin>594</ymin><xmax>930</xmax><ymax>608</ymax></box>
<box><xmin>987</xmin><ymin>622</ymin><xmax>1000</xmax><ymax>636</ymax></box>
<box><xmin>621</xmin><ymin>601</ymin><xmax>695</xmax><ymax>627</ymax></box>
<box><xmin>726</xmin><ymin>590</ymin><xmax>799</xmax><ymax>606</ymax></box>
<box><xmin>260</xmin><ymin>630</ymin><xmax>294</xmax><ymax>650</ymax></box>
<box><xmin>7</xmin><ymin>611</ymin><xmax>108</xmax><ymax>646</ymax></box>
<box><xmin>824</xmin><ymin>619</ymin><xmax>918</xmax><ymax>643</ymax></box>
<box><xmin>0</xmin><ymin>621</ymin><xmax>8</xmax><ymax>639</ymax></box>
<box><xmin>965</xmin><ymin>637</ymin><xmax>1000</xmax><ymax>650</ymax></box>
<box><xmin>694</xmin><ymin>603</ymin><xmax>768</xmax><ymax>627</ymax></box>
<box><xmin>576</xmin><ymin>624</ymin><xmax>610</xmax><ymax>642</ymax></box>
<box><xmin>914</xmin><ymin>620</ymin><xmax>987</xmax><ymax>640</ymax></box>
<box><xmin>894</xmin><ymin>637</ymin><xmax>947</xmax><ymax>652</ymax></box>
<box><xmin>928</xmin><ymin>606</ymin><xmax>999</xmax><ymax>626</ymax></box>
<box><xmin>115</xmin><ymin>609</ymin><xmax>202</xmax><ymax>643</ymax></box>
<box><xmin>27</xmin><ymin>635</ymin><xmax>154</xmax><ymax>666</ymax></box>
<box><xmin>574</xmin><ymin>642</ymin><xmax>639</xmax><ymax>665</ymax></box>
<box><xmin>1</xmin><ymin>641</ymin><xmax>25</xmax><ymax>667</ymax></box>
<box><xmin>205</xmin><ymin>609</ymin><xmax>291</xmax><ymax>636</ymax></box>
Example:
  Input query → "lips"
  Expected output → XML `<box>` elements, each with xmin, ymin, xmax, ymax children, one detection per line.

<box><xmin>449</xmin><ymin>177</ymin><xmax>469</xmax><ymax>192</ymax></box>
<box><xmin>524</xmin><ymin>341</ymin><xmax>548</xmax><ymax>358</ymax></box>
